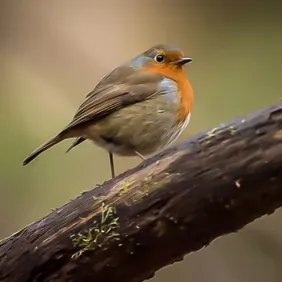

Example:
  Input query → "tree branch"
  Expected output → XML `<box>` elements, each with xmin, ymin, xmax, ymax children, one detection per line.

<box><xmin>1</xmin><ymin>102</ymin><xmax>282</xmax><ymax>282</ymax></box>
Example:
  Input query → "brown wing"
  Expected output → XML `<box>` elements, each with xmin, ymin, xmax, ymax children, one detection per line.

<box><xmin>64</xmin><ymin>65</ymin><xmax>163</xmax><ymax>131</ymax></box>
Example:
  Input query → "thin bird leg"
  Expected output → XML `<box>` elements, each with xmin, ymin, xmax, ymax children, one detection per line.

<box><xmin>134</xmin><ymin>150</ymin><xmax>146</xmax><ymax>161</ymax></box>
<box><xmin>109</xmin><ymin>152</ymin><xmax>115</xmax><ymax>178</ymax></box>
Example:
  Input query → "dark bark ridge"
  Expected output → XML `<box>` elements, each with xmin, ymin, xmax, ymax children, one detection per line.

<box><xmin>1</xmin><ymin>102</ymin><xmax>282</xmax><ymax>282</ymax></box>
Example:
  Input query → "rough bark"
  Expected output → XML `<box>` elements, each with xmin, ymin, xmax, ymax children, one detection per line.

<box><xmin>1</xmin><ymin>102</ymin><xmax>282</xmax><ymax>282</ymax></box>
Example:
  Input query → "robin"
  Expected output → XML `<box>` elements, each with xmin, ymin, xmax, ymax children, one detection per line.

<box><xmin>23</xmin><ymin>44</ymin><xmax>194</xmax><ymax>178</ymax></box>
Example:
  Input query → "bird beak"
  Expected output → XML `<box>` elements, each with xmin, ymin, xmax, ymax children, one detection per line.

<box><xmin>172</xmin><ymin>57</ymin><xmax>192</xmax><ymax>66</ymax></box>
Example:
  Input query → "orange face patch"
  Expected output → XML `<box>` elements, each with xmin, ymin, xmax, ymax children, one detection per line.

<box><xmin>142</xmin><ymin>62</ymin><xmax>194</xmax><ymax>123</ymax></box>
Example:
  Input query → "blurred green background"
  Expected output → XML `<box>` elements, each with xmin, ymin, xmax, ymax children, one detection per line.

<box><xmin>1</xmin><ymin>0</ymin><xmax>282</xmax><ymax>281</ymax></box>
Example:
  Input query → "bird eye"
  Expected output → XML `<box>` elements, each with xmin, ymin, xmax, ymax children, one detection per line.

<box><xmin>155</xmin><ymin>54</ymin><xmax>165</xmax><ymax>63</ymax></box>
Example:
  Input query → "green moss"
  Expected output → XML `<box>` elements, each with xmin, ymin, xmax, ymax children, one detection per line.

<box><xmin>206</xmin><ymin>127</ymin><xmax>219</xmax><ymax>139</ymax></box>
<box><xmin>118</xmin><ymin>179</ymin><xmax>131</xmax><ymax>196</ymax></box>
<box><xmin>205</xmin><ymin>124</ymin><xmax>236</xmax><ymax>144</ymax></box>
<box><xmin>71</xmin><ymin>202</ymin><xmax>119</xmax><ymax>258</ymax></box>
<box><xmin>228</xmin><ymin>125</ymin><xmax>236</xmax><ymax>135</ymax></box>
<box><xmin>142</xmin><ymin>181</ymin><xmax>150</xmax><ymax>196</ymax></box>
<box><xmin>92</xmin><ymin>195</ymin><xmax>106</xmax><ymax>203</ymax></box>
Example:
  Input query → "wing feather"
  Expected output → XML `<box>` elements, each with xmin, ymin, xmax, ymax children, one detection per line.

<box><xmin>63</xmin><ymin>65</ymin><xmax>162</xmax><ymax>131</ymax></box>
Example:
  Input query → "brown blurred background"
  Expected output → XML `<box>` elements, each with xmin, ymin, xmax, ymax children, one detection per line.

<box><xmin>1</xmin><ymin>0</ymin><xmax>282</xmax><ymax>281</ymax></box>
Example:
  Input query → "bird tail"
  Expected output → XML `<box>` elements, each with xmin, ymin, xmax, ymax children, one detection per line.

<box><xmin>65</xmin><ymin>137</ymin><xmax>86</xmax><ymax>153</ymax></box>
<box><xmin>23</xmin><ymin>134</ymin><xmax>64</xmax><ymax>166</ymax></box>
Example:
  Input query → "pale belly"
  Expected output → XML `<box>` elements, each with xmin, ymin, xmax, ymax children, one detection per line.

<box><xmin>83</xmin><ymin>94</ymin><xmax>191</xmax><ymax>156</ymax></box>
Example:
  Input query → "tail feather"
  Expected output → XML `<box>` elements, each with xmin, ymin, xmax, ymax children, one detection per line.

<box><xmin>65</xmin><ymin>137</ymin><xmax>86</xmax><ymax>153</ymax></box>
<box><xmin>23</xmin><ymin>134</ymin><xmax>64</xmax><ymax>166</ymax></box>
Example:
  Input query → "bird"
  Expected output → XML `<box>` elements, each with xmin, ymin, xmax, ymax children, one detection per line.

<box><xmin>23</xmin><ymin>44</ymin><xmax>194</xmax><ymax>178</ymax></box>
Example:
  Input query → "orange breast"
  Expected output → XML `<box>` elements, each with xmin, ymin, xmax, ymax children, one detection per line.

<box><xmin>175</xmin><ymin>73</ymin><xmax>193</xmax><ymax>122</ymax></box>
<box><xmin>142</xmin><ymin>64</ymin><xmax>194</xmax><ymax>122</ymax></box>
